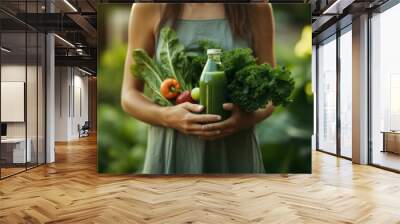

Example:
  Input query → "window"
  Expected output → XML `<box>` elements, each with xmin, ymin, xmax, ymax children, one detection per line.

<box><xmin>370</xmin><ymin>3</ymin><xmax>400</xmax><ymax>171</ymax></box>
<box><xmin>339</xmin><ymin>27</ymin><xmax>352</xmax><ymax>158</ymax></box>
<box><xmin>0</xmin><ymin>1</ymin><xmax>47</xmax><ymax>179</ymax></box>
<box><xmin>317</xmin><ymin>35</ymin><xmax>337</xmax><ymax>154</ymax></box>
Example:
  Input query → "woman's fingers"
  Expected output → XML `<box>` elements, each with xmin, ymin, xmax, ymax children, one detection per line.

<box><xmin>189</xmin><ymin>114</ymin><xmax>221</xmax><ymax>124</ymax></box>
<box><xmin>222</xmin><ymin>103</ymin><xmax>235</xmax><ymax>111</ymax></box>
<box><xmin>185</xmin><ymin>115</ymin><xmax>220</xmax><ymax>132</ymax></box>
<box><xmin>201</xmin><ymin>103</ymin><xmax>239</xmax><ymax>132</ymax></box>
<box><xmin>184</xmin><ymin>115</ymin><xmax>220</xmax><ymax>132</ymax></box>
<box><xmin>201</xmin><ymin>118</ymin><xmax>231</xmax><ymax>131</ymax></box>
<box><xmin>179</xmin><ymin>102</ymin><xmax>239</xmax><ymax>138</ymax></box>
<box><xmin>181</xmin><ymin>102</ymin><xmax>204</xmax><ymax>113</ymax></box>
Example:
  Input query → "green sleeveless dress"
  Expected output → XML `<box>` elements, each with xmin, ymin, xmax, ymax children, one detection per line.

<box><xmin>142</xmin><ymin>19</ymin><xmax>265</xmax><ymax>174</ymax></box>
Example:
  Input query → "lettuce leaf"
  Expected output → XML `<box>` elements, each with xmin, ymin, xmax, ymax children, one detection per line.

<box><xmin>158</xmin><ymin>27</ymin><xmax>191</xmax><ymax>91</ymax></box>
<box><xmin>131</xmin><ymin>49</ymin><xmax>172</xmax><ymax>106</ymax></box>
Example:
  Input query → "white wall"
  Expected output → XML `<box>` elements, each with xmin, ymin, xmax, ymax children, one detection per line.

<box><xmin>54</xmin><ymin>67</ymin><xmax>89</xmax><ymax>141</ymax></box>
<box><xmin>55</xmin><ymin>66</ymin><xmax>70</xmax><ymax>141</ymax></box>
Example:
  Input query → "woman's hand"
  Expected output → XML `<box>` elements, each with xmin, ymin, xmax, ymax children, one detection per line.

<box><xmin>200</xmin><ymin>103</ymin><xmax>258</xmax><ymax>140</ymax></box>
<box><xmin>163</xmin><ymin>102</ymin><xmax>222</xmax><ymax>137</ymax></box>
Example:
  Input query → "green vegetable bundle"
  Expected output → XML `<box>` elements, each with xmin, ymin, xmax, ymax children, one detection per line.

<box><xmin>131</xmin><ymin>27</ymin><xmax>295</xmax><ymax>112</ymax></box>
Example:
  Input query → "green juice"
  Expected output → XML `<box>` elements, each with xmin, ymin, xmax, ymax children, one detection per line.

<box><xmin>199</xmin><ymin>49</ymin><xmax>229</xmax><ymax>120</ymax></box>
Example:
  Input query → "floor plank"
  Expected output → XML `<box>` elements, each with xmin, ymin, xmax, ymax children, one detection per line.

<box><xmin>0</xmin><ymin>135</ymin><xmax>400</xmax><ymax>224</ymax></box>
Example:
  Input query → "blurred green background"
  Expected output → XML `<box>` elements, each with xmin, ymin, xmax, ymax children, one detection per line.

<box><xmin>98</xmin><ymin>4</ymin><xmax>312</xmax><ymax>173</ymax></box>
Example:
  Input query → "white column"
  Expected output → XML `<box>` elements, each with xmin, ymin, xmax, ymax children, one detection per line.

<box><xmin>312</xmin><ymin>45</ymin><xmax>317</xmax><ymax>150</ymax></box>
<box><xmin>46</xmin><ymin>32</ymin><xmax>55</xmax><ymax>163</ymax></box>
<box><xmin>352</xmin><ymin>14</ymin><xmax>369</xmax><ymax>164</ymax></box>
<box><xmin>45</xmin><ymin>0</ymin><xmax>56</xmax><ymax>163</ymax></box>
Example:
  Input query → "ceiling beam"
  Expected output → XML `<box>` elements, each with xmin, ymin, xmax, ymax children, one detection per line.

<box><xmin>55</xmin><ymin>55</ymin><xmax>96</xmax><ymax>70</ymax></box>
<box><xmin>67</xmin><ymin>13</ymin><xmax>97</xmax><ymax>39</ymax></box>
<box><xmin>322</xmin><ymin>0</ymin><xmax>356</xmax><ymax>15</ymax></box>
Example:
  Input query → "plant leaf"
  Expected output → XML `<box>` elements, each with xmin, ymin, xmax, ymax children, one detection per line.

<box><xmin>131</xmin><ymin>48</ymin><xmax>172</xmax><ymax>106</ymax></box>
<box><xmin>158</xmin><ymin>27</ymin><xmax>190</xmax><ymax>90</ymax></box>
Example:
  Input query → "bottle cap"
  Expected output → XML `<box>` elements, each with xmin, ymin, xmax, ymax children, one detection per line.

<box><xmin>207</xmin><ymin>49</ymin><xmax>222</xmax><ymax>55</ymax></box>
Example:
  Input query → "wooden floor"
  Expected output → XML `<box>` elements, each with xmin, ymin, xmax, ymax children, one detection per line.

<box><xmin>1</xmin><ymin>163</ymin><xmax>45</xmax><ymax>178</ymax></box>
<box><xmin>1</xmin><ymin>135</ymin><xmax>400</xmax><ymax>224</ymax></box>
<box><xmin>1</xmin><ymin>167</ymin><xmax>26</xmax><ymax>178</ymax></box>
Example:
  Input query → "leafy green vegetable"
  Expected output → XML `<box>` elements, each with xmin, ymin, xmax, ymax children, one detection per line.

<box><xmin>221</xmin><ymin>48</ymin><xmax>257</xmax><ymax>82</ymax></box>
<box><xmin>268</xmin><ymin>66</ymin><xmax>295</xmax><ymax>107</ymax></box>
<box><xmin>228</xmin><ymin>64</ymin><xmax>272</xmax><ymax>112</ymax></box>
<box><xmin>228</xmin><ymin>64</ymin><xmax>294</xmax><ymax>112</ymax></box>
<box><xmin>131</xmin><ymin>49</ymin><xmax>172</xmax><ymax>106</ymax></box>
<box><xmin>186</xmin><ymin>55</ymin><xmax>205</xmax><ymax>87</ymax></box>
<box><xmin>158</xmin><ymin>28</ymin><xmax>191</xmax><ymax>91</ymax></box>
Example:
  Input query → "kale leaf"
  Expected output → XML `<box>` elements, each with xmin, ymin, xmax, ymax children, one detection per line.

<box><xmin>221</xmin><ymin>48</ymin><xmax>257</xmax><ymax>82</ymax></box>
<box><xmin>268</xmin><ymin>66</ymin><xmax>295</xmax><ymax>107</ymax></box>
<box><xmin>227</xmin><ymin>63</ymin><xmax>295</xmax><ymax>112</ymax></box>
<box><xmin>227</xmin><ymin>64</ymin><xmax>273</xmax><ymax>112</ymax></box>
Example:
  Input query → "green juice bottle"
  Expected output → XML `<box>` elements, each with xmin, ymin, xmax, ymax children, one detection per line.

<box><xmin>199</xmin><ymin>49</ymin><xmax>229</xmax><ymax>120</ymax></box>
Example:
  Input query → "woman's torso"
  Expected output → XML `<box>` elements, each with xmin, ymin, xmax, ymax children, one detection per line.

<box><xmin>142</xmin><ymin>17</ymin><xmax>265</xmax><ymax>174</ymax></box>
<box><xmin>156</xmin><ymin>18</ymin><xmax>249</xmax><ymax>54</ymax></box>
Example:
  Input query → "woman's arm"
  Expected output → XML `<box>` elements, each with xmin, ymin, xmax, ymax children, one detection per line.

<box><xmin>121</xmin><ymin>4</ymin><xmax>221</xmax><ymax>136</ymax></box>
<box><xmin>121</xmin><ymin>4</ymin><xmax>165</xmax><ymax>126</ymax></box>
<box><xmin>252</xmin><ymin>3</ymin><xmax>276</xmax><ymax>67</ymax></box>
<box><xmin>250</xmin><ymin>3</ymin><xmax>276</xmax><ymax>124</ymax></box>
